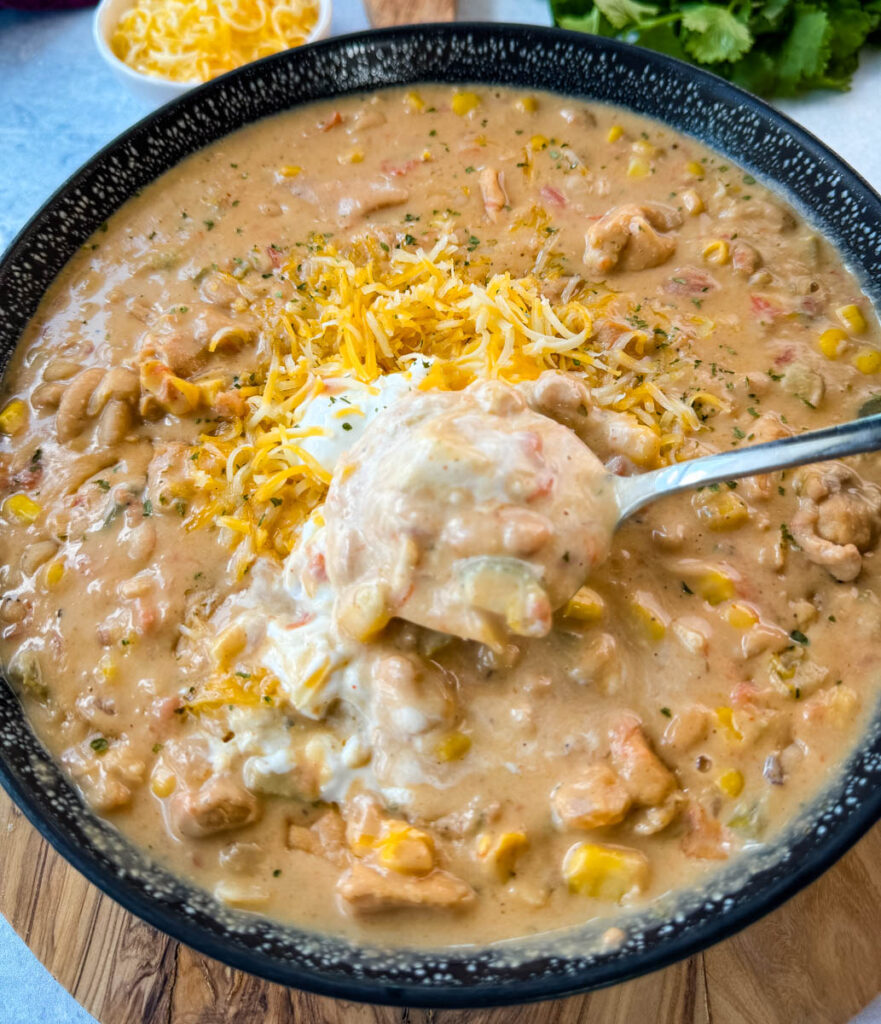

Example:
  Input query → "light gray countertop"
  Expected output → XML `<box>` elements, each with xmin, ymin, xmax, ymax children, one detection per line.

<box><xmin>0</xmin><ymin>4</ymin><xmax>880</xmax><ymax>1022</ymax></box>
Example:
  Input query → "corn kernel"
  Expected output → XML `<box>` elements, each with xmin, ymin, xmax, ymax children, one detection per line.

<box><xmin>853</xmin><ymin>347</ymin><xmax>881</xmax><ymax>374</ymax></box>
<box><xmin>99</xmin><ymin>654</ymin><xmax>117</xmax><ymax>680</ymax></box>
<box><xmin>818</xmin><ymin>327</ymin><xmax>848</xmax><ymax>360</ymax></box>
<box><xmin>702</xmin><ymin>239</ymin><xmax>730</xmax><ymax>265</ymax></box>
<box><xmin>564</xmin><ymin>586</ymin><xmax>605</xmax><ymax>623</ymax></box>
<box><xmin>46</xmin><ymin>561</ymin><xmax>65</xmax><ymax>587</ymax></box>
<box><xmin>692</xmin><ymin>489</ymin><xmax>749</xmax><ymax>531</ymax></box>
<box><xmin>452</xmin><ymin>91</ymin><xmax>480</xmax><ymax>116</ymax></box>
<box><xmin>405</xmin><ymin>90</ymin><xmax>424</xmax><ymax>111</ymax></box>
<box><xmin>435</xmin><ymin>731</ymin><xmax>471</xmax><ymax>762</ymax></box>
<box><xmin>630</xmin><ymin>594</ymin><xmax>667</xmax><ymax>642</ymax></box>
<box><xmin>516</xmin><ymin>95</ymin><xmax>538</xmax><ymax>113</ymax></box>
<box><xmin>375</xmin><ymin>823</ymin><xmax>435</xmax><ymax>876</ymax></box>
<box><xmin>151</xmin><ymin>769</ymin><xmax>176</xmax><ymax>798</ymax></box>
<box><xmin>338</xmin><ymin>149</ymin><xmax>364</xmax><ymax>164</ymax></box>
<box><xmin>715</xmin><ymin>706</ymin><xmax>743</xmax><ymax>741</ymax></box>
<box><xmin>695</xmin><ymin>569</ymin><xmax>735</xmax><ymax>606</ymax></box>
<box><xmin>529</xmin><ymin>134</ymin><xmax>549</xmax><ymax>151</ymax></box>
<box><xmin>0</xmin><ymin>399</ymin><xmax>27</xmax><ymax>436</ymax></box>
<box><xmin>4</xmin><ymin>494</ymin><xmax>41</xmax><ymax>523</ymax></box>
<box><xmin>607</xmin><ymin>124</ymin><xmax>624</xmax><ymax>143</ymax></box>
<box><xmin>477</xmin><ymin>830</ymin><xmax>528</xmax><ymax>881</ymax></box>
<box><xmin>279</xmin><ymin>165</ymin><xmax>301</xmax><ymax>177</ymax></box>
<box><xmin>633</xmin><ymin>139</ymin><xmax>655</xmax><ymax>157</ymax></box>
<box><xmin>837</xmin><ymin>303</ymin><xmax>867</xmax><ymax>335</ymax></box>
<box><xmin>627</xmin><ymin>156</ymin><xmax>651</xmax><ymax>179</ymax></box>
<box><xmin>717</xmin><ymin>769</ymin><xmax>744</xmax><ymax>798</ymax></box>
<box><xmin>563</xmin><ymin>842</ymin><xmax>649</xmax><ymax>901</ymax></box>
<box><xmin>686</xmin><ymin>160</ymin><xmax>705</xmax><ymax>178</ymax></box>
<box><xmin>681</xmin><ymin>189</ymin><xmax>704</xmax><ymax>215</ymax></box>
<box><xmin>726</xmin><ymin>602</ymin><xmax>758</xmax><ymax>629</ymax></box>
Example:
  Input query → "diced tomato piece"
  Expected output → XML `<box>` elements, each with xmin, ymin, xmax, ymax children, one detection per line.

<box><xmin>381</xmin><ymin>158</ymin><xmax>420</xmax><ymax>177</ymax></box>
<box><xmin>540</xmin><ymin>185</ymin><xmax>566</xmax><ymax>208</ymax></box>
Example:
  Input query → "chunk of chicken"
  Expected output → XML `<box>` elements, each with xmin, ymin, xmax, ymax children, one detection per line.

<box><xmin>609</xmin><ymin>718</ymin><xmax>676</xmax><ymax>807</ymax></box>
<box><xmin>584</xmin><ymin>202</ymin><xmax>681</xmax><ymax>277</ymax></box>
<box><xmin>552</xmin><ymin>763</ymin><xmax>632</xmax><ymax>829</ymax></box>
<box><xmin>479</xmin><ymin>167</ymin><xmax>507</xmax><ymax>222</ymax></box>
<box><xmin>791</xmin><ymin>462</ymin><xmax>881</xmax><ymax>581</ymax></box>
<box><xmin>287</xmin><ymin>808</ymin><xmax>348</xmax><ymax>866</ymax></box>
<box><xmin>680</xmin><ymin>802</ymin><xmax>729</xmax><ymax>860</ymax></box>
<box><xmin>139</xmin><ymin>302</ymin><xmax>255</xmax><ymax>378</ymax></box>
<box><xmin>62</xmin><ymin>738</ymin><xmax>146</xmax><ymax>813</ymax></box>
<box><xmin>337</xmin><ymin>862</ymin><xmax>475</xmax><ymax>914</ymax></box>
<box><xmin>169</xmin><ymin>775</ymin><xmax>261</xmax><ymax>838</ymax></box>
<box><xmin>731</xmin><ymin>240</ymin><xmax>763</xmax><ymax>277</ymax></box>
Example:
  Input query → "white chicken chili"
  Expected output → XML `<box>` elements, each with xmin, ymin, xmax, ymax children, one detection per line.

<box><xmin>1</xmin><ymin>85</ymin><xmax>880</xmax><ymax>948</ymax></box>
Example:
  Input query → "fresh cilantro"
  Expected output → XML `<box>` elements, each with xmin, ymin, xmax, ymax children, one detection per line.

<box><xmin>550</xmin><ymin>0</ymin><xmax>881</xmax><ymax>97</ymax></box>
<box><xmin>682</xmin><ymin>5</ymin><xmax>753</xmax><ymax>63</ymax></box>
<box><xmin>90</xmin><ymin>737</ymin><xmax>109</xmax><ymax>754</ymax></box>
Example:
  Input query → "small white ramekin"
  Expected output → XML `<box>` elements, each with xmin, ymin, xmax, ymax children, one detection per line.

<box><xmin>94</xmin><ymin>0</ymin><xmax>332</xmax><ymax>107</ymax></box>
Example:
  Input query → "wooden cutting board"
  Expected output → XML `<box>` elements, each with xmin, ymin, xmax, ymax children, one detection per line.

<box><xmin>2</xmin><ymin>786</ymin><xmax>881</xmax><ymax>1024</ymax></box>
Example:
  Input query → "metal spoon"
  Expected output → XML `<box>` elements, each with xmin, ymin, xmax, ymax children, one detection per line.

<box><xmin>611</xmin><ymin>411</ymin><xmax>881</xmax><ymax>525</ymax></box>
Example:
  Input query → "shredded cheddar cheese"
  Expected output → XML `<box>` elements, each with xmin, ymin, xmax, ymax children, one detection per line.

<box><xmin>111</xmin><ymin>0</ymin><xmax>319</xmax><ymax>83</ymax></box>
<box><xmin>181</xmin><ymin>234</ymin><xmax>710</xmax><ymax>573</ymax></box>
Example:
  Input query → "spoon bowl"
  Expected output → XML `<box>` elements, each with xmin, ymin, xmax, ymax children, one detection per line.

<box><xmin>611</xmin><ymin>411</ymin><xmax>881</xmax><ymax>526</ymax></box>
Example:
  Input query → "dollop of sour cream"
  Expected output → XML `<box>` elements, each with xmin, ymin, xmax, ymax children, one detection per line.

<box><xmin>294</xmin><ymin>358</ymin><xmax>434</xmax><ymax>476</ymax></box>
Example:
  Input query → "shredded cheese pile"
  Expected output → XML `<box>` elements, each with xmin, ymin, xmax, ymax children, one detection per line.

<box><xmin>111</xmin><ymin>0</ymin><xmax>319</xmax><ymax>83</ymax></box>
<box><xmin>185</xmin><ymin>234</ymin><xmax>708</xmax><ymax>573</ymax></box>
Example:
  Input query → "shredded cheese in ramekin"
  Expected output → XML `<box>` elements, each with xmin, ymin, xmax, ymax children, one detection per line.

<box><xmin>111</xmin><ymin>0</ymin><xmax>319</xmax><ymax>83</ymax></box>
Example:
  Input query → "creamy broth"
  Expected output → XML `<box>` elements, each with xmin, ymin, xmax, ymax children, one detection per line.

<box><xmin>2</xmin><ymin>85</ymin><xmax>881</xmax><ymax>948</ymax></box>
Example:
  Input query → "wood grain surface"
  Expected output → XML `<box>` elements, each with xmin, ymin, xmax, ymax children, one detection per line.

<box><xmin>1</xmin><ymin>787</ymin><xmax>880</xmax><ymax>1024</ymax></box>
<box><xmin>363</xmin><ymin>0</ymin><xmax>457</xmax><ymax>28</ymax></box>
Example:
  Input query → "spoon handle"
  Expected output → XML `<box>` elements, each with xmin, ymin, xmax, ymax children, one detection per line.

<box><xmin>613</xmin><ymin>412</ymin><xmax>881</xmax><ymax>523</ymax></box>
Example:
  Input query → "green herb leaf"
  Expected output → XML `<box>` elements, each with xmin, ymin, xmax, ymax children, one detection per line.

<box><xmin>682</xmin><ymin>5</ymin><xmax>753</xmax><ymax>63</ymax></box>
<box><xmin>550</xmin><ymin>0</ymin><xmax>881</xmax><ymax>97</ymax></box>
<box><xmin>595</xmin><ymin>0</ymin><xmax>658</xmax><ymax>29</ymax></box>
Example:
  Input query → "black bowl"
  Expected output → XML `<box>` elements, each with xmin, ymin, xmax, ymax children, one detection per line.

<box><xmin>2</xmin><ymin>22</ymin><xmax>881</xmax><ymax>1009</ymax></box>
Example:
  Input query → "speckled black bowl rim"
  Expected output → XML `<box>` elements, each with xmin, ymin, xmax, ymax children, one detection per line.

<box><xmin>2</xmin><ymin>22</ymin><xmax>881</xmax><ymax>1010</ymax></box>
